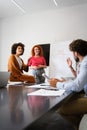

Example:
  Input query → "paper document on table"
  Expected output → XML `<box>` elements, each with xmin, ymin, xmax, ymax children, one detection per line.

<box><xmin>25</xmin><ymin>83</ymin><xmax>59</xmax><ymax>90</ymax></box>
<box><xmin>25</xmin><ymin>84</ymin><xmax>48</xmax><ymax>89</ymax></box>
<box><xmin>27</xmin><ymin>89</ymin><xmax>65</xmax><ymax>96</ymax></box>
<box><xmin>8</xmin><ymin>81</ymin><xmax>23</xmax><ymax>85</ymax></box>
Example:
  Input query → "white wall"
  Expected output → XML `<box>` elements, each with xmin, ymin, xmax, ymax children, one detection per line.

<box><xmin>0</xmin><ymin>3</ymin><xmax>87</xmax><ymax>76</ymax></box>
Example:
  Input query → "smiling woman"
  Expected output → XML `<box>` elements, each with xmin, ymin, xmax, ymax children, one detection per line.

<box><xmin>8</xmin><ymin>42</ymin><xmax>35</xmax><ymax>83</ymax></box>
<box><xmin>28</xmin><ymin>45</ymin><xmax>47</xmax><ymax>84</ymax></box>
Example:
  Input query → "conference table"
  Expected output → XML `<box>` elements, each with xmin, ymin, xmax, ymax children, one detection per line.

<box><xmin>0</xmin><ymin>83</ymin><xmax>75</xmax><ymax>130</ymax></box>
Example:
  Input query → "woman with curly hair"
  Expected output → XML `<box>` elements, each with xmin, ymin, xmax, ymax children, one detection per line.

<box><xmin>8</xmin><ymin>42</ymin><xmax>35</xmax><ymax>83</ymax></box>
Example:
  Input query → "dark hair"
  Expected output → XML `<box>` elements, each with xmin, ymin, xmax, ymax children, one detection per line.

<box><xmin>69</xmin><ymin>39</ymin><xmax>87</xmax><ymax>56</ymax></box>
<box><xmin>11</xmin><ymin>42</ymin><xmax>25</xmax><ymax>55</ymax></box>
<box><xmin>31</xmin><ymin>45</ymin><xmax>43</xmax><ymax>56</ymax></box>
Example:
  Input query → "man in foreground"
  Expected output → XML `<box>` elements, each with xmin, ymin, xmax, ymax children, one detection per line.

<box><xmin>49</xmin><ymin>39</ymin><xmax>87</xmax><ymax>129</ymax></box>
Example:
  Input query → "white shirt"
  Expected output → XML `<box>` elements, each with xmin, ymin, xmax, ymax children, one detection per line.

<box><xmin>57</xmin><ymin>55</ymin><xmax>87</xmax><ymax>92</ymax></box>
<box><xmin>15</xmin><ymin>55</ymin><xmax>22</xmax><ymax>69</ymax></box>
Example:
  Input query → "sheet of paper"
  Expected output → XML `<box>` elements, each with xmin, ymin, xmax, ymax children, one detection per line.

<box><xmin>26</xmin><ymin>84</ymin><xmax>49</xmax><ymax>88</ymax></box>
<box><xmin>27</xmin><ymin>89</ymin><xmax>65</xmax><ymax>96</ymax></box>
<box><xmin>25</xmin><ymin>83</ymin><xmax>59</xmax><ymax>90</ymax></box>
<box><xmin>8</xmin><ymin>81</ymin><xmax>23</xmax><ymax>85</ymax></box>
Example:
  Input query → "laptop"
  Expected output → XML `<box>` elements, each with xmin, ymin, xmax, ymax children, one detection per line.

<box><xmin>0</xmin><ymin>71</ymin><xmax>10</xmax><ymax>88</ymax></box>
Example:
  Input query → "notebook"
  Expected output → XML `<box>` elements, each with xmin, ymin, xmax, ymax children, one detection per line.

<box><xmin>0</xmin><ymin>71</ymin><xmax>10</xmax><ymax>88</ymax></box>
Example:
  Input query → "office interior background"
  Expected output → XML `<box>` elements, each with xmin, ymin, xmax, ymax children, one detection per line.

<box><xmin>0</xmin><ymin>0</ymin><xmax>87</xmax><ymax>77</ymax></box>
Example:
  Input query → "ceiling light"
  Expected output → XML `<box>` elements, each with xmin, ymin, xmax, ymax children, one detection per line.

<box><xmin>11</xmin><ymin>0</ymin><xmax>26</xmax><ymax>13</ymax></box>
<box><xmin>53</xmin><ymin>0</ymin><xmax>58</xmax><ymax>6</ymax></box>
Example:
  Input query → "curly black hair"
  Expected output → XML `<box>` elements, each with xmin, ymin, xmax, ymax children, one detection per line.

<box><xmin>11</xmin><ymin>42</ymin><xmax>25</xmax><ymax>55</ymax></box>
<box><xmin>69</xmin><ymin>39</ymin><xmax>87</xmax><ymax>56</ymax></box>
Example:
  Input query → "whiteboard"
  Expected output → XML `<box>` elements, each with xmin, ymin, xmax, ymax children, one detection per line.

<box><xmin>49</xmin><ymin>40</ymin><xmax>76</xmax><ymax>78</ymax></box>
